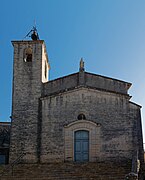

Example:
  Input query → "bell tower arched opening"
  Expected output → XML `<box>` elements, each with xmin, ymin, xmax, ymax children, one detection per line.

<box><xmin>24</xmin><ymin>47</ymin><xmax>33</xmax><ymax>62</ymax></box>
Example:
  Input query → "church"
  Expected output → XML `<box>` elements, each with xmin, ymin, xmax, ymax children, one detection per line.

<box><xmin>0</xmin><ymin>31</ymin><xmax>144</xmax><ymax>179</ymax></box>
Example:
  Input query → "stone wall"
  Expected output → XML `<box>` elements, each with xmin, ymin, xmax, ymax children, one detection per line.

<box><xmin>43</xmin><ymin>73</ymin><xmax>78</xmax><ymax>96</ymax></box>
<box><xmin>9</xmin><ymin>40</ymin><xmax>48</xmax><ymax>163</ymax></box>
<box><xmin>9</xmin><ymin>40</ymin><xmax>143</xmax><ymax>167</ymax></box>
<box><xmin>85</xmin><ymin>72</ymin><xmax>131</xmax><ymax>94</ymax></box>
<box><xmin>40</xmin><ymin>87</ymin><xmax>139</xmax><ymax>163</ymax></box>
<box><xmin>43</xmin><ymin>72</ymin><xmax>131</xmax><ymax>96</ymax></box>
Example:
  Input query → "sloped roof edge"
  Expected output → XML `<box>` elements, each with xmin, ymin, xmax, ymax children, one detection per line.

<box><xmin>46</xmin><ymin>71</ymin><xmax>132</xmax><ymax>89</ymax></box>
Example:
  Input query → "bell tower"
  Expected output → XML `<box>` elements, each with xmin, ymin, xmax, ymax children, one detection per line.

<box><xmin>9</xmin><ymin>37</ymin><xmax>50</xmax><ymax>163</ymax></box>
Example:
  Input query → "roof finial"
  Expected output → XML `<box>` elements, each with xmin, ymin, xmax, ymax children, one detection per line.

<box><xmin>24</xmin><ymin>21</ymin><xmax>39</xmax><ymax>40</ymax></box>
<box><xmin>79</xmin><ymin>58</ymin><xmax>85</xmax><ymax>72</ymax></box>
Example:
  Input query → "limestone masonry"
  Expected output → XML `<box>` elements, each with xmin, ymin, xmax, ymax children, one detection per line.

<box><xmin>6</xmin><ymin>39</ymin><xmax>144</xmax><ymax>179</ymax></box>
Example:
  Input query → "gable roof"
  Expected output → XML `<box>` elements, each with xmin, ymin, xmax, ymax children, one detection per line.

<box><xmin>43</xmin><ymin>71</ymin><xmax>131</xmax><ymax>97</ymax></box>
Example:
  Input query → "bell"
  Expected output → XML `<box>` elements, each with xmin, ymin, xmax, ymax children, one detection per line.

<box><xmin>31</xmin><ymin>31</ymin><xmax>38</xmax><ymax>40</ymax></box>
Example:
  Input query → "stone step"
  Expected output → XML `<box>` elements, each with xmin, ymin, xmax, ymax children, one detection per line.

<box><xmin>0</xmin><ymin>162</ymin><xmax>131</xmax><ymax>180</ymax></box>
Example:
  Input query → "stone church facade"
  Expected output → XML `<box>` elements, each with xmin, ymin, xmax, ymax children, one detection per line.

<box><xmin>9</xmin><ymin>39</ymin><xmax>144</xmax><ymax>177</ymax></box>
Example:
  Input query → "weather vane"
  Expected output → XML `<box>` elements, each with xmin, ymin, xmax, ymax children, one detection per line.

<box><xmin>24</xmin><ymin>21</ymin><xmax>39</xmax><ymax>40</ymax></box>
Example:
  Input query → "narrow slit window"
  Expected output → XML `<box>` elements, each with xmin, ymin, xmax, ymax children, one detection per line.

<box><xmin>45</xmin><ymin>61</ymin><xmax>47</xmax><ymax>78</ymax></box>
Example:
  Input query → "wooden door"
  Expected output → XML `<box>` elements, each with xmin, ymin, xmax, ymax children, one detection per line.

<box><xmin>74</xmin><ymin>130</ymin><xmax>89</xmax><ymax>162</ymax></box>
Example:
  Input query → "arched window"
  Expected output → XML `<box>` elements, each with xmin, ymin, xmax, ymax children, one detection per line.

<box><xmin>77</xmin><ymin>114</ymin><xmax>86</xmax><ymax>120</ymax></box>
<box><xmin>24</xmin><ymin>48</ymin><xmax>32</xmax><ymax>62</ymax></box>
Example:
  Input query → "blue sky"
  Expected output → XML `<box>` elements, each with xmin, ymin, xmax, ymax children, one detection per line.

<box><xmin>0</xmin><ymin>0</ymin><xmax>145</xmax><ymax>143</ymax></box>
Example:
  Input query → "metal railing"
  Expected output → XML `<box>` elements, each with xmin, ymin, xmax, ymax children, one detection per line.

<box><xmin>0</xmin><ymin>152</ymin><xmax>26</xmax><ymax>177</ymax></box>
